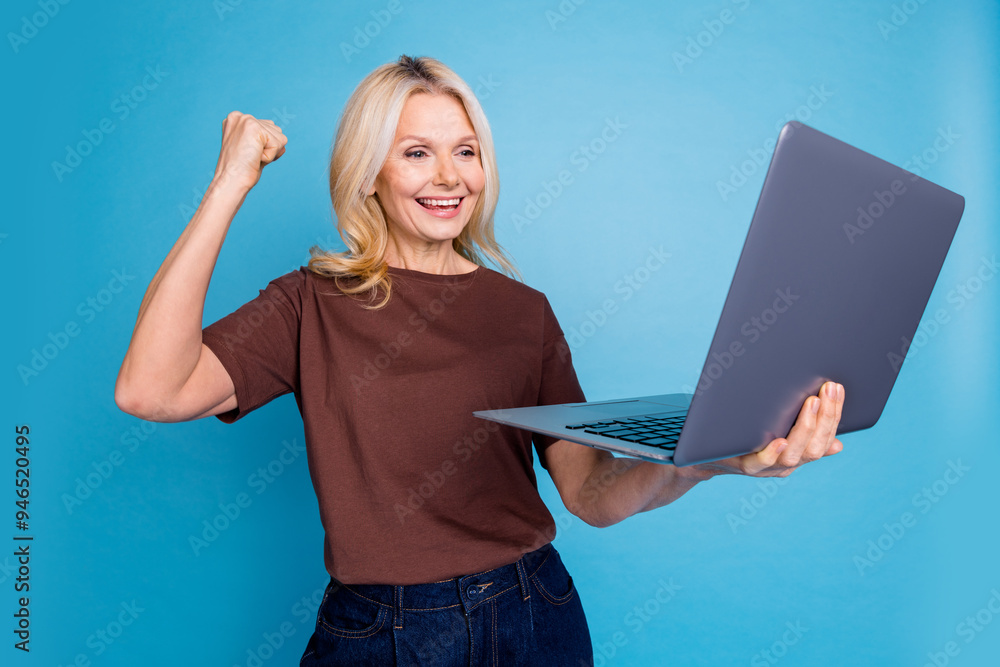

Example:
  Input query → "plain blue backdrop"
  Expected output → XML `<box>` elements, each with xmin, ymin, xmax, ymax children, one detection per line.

<box><xmin>4</xmin><ymin>1</ymin><xmax>999</xmax><ymax>665</ymax></box>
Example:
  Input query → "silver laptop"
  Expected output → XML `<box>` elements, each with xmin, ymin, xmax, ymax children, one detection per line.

<box><xmin>475</xmin><ymin>122</ymin><xmax>965</xmax><ymax>466</ymax></box>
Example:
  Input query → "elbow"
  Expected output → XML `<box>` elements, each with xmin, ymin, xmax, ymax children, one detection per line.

<box><xmin>582</xmin><ymin>514</ymin><xmax>624</xmax><ymax>529</ymax></box>
<box><xmin>114</xmin><ymin>382</ymin><xmax>150</xmax><ymax>420</ymax></box>
<box><xmin>566</xmin><ymin>500</ymin><xmax>623</xmax><ymax>529</ymax></box>
<box><xmin>114</xmin><ymin>379</ymin><xmax>173</xmax><ymax>422</ymax></box>
<box><xmin>114</xmin><ymin>378</ymin><xmax>140</xmax><ymax>416</ymax></box>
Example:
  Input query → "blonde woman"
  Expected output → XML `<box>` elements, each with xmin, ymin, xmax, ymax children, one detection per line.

<box><xmin>115</xmin><ymin>55</ymin><xmax>844</xmax><ymax>665</ymax></box>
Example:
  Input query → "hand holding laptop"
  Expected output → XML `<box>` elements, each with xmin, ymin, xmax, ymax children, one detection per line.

<box><xmin>682</xmin><ymin>381</ymin><xmax>845</xmax><ymax>481</ymax></box>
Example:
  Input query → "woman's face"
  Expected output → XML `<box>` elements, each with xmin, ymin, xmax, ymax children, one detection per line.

<box><xmin>372</xmin><ymin>93</ymin><xmax>485</xmax><ymax>253</ymax></box>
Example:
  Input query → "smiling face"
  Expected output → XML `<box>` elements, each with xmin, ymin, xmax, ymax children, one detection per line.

<box><xmin>371</xmin><ymin>93</ymin><xmax>484</xmax><ymax>265</ymax></box>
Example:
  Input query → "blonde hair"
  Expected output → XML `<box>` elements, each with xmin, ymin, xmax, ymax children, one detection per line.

<box><xmin>308</xmin><ymin>55</ymin><xmax>519</xmax><ymax>308</ymax></box>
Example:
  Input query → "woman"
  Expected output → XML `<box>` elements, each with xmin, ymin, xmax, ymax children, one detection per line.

<box><xmin>115</xmin><ymin>55</ymin><xmax>844</xmax><ymax>665</ymax></box>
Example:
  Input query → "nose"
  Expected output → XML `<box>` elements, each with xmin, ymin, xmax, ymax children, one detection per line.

<box><xmin>433</xmin><ymin>155</ymin><xmax>460</xmax><ymax>188</ymax></box>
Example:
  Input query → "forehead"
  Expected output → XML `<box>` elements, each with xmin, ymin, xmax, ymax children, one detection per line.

<box><xmin>394</xmin><ymin>93</ymin><xmax>476</xmax><ymax>142</ymax></box>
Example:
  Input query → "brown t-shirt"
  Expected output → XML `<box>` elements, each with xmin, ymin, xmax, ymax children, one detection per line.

<box><xmin>201</xmin><ymin>264</ymin><xmax>586</xmax><ymax>584</ymax></box>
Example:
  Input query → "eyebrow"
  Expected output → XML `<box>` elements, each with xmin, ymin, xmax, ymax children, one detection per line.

<box><xmin>396</xmin><ymin>134</ymin><xmax>479</xmax><ymax>146</ymax></box>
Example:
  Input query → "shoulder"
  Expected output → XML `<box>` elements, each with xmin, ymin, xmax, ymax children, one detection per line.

<box><xmin>475</xmin><ymin>268</ymin><xmax>565</xmax><ymax>332</ymax></box>
<box><xmin>475</xmin><ymin>267</ymin><xmax>549</xmax><ymax>303</ymax></box>
<box><xmin>268</xmin><ymin>265</ymin><xmax>339</xmax><ymax>297</ymax></box>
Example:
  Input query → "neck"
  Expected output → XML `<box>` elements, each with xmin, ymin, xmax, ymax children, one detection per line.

<box><xmin>384</xmin><ymin>239</ymin><xmax>478</xmax><ymax>275</ymax></box>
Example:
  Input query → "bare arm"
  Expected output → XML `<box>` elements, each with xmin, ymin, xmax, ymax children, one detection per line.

<box><xmin>114</xmin><ymin>111</ymin><xmax>288</xmax><ymax>422</ymax></box>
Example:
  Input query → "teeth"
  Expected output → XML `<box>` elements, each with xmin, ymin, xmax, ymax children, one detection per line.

<box><xmin>417</xmin><ymin>198</ymin><xmax>461</xmax><ymax>206</ymax></box>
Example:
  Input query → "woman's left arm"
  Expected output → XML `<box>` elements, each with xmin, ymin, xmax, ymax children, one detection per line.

<box><xmin>545</xmin><ymin>381</ymin><xmax>845</xmax><ymax>528</ymax></box>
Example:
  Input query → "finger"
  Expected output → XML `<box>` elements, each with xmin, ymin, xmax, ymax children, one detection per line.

<box><xmin>824</xmin><ymin>438</ymin><xmax>843</xmax><ymax>456</ymax></box>
<box><xmin>259</xmin><ymin>127</ymin><xmax>288</xmax><ymax>164</ymax></box>
<box><xmin>223</xmin><ymin>110</ymin><xmax>241</xmax><ymax>131</ymax></box>
<box><xmin>806</xmin><ymin>382</ymin><xmax>842</xmax><ymax>460</ymax></box>
<box><xmin>261</xmin><ymin>142</ymin><xmax>286</xmax><ymax>164</ymax></box>
<box><xmin>264</xmin><ymin>145</ymin><xmax>286</xmax><ymax>164</ymax></box>
<box><xmin>777</xmin><ymin>394</ymin><xmax>821</xmax><ymax>467</ymax></box>
<box><xmin>834</xmin><ymin>383</ymin><xmax>844</xmax><ymax>429</ymax></box>
<box><xmin>259</xmin><ymin>123</ymin><xmax>284</xmax><ymax>143</ymax></box>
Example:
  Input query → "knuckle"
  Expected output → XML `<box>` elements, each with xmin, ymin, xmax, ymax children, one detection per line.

<box><xmin>779</xmin><ymin>452</ymin><xmax>801</xmax><ymax>468</ymax></box>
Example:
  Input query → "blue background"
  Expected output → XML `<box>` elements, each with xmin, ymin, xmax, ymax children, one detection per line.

<box><xmin>4</xmin><ymin>0</ymin><xmax>999</xmax><ymax>665</ymax></box>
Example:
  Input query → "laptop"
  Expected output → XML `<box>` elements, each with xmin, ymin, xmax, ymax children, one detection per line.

<box><xmin>475</xmin><ymin>122</ymin><xmax>965</xmax><ymax>466</ymax></box>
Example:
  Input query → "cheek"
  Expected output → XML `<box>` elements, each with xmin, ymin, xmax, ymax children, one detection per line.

<box><xmin>379</xmin><ymin>165</ymin><xmax>421</xmax><ymax>200</ymax></box>
<box><xmin>464</xmin><ymin>165</ymin><xmax>486</xmax><ymax>194</ymax></box>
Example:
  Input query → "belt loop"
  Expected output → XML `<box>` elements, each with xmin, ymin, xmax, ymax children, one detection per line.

<box><xmin>394</xmin><ymin>585</ymin><xmax>404</xmax><ymax>630</ymax></box>
<box><xmin>516</xmin><ymin>556</ymin><xmax>530</xmax><ymax>602</ymax></box>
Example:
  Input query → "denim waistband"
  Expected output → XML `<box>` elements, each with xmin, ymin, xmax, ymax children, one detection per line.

<box><xmin>328</xmin><ymin>542</ymin><xmax>555</xmax><ymax>619</ymax></box>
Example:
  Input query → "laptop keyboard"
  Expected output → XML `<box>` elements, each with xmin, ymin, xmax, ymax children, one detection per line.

<box><xmin>564</xmin><ymin>413</ymin><xmax>686</xmax><ymax>451</ymax></box>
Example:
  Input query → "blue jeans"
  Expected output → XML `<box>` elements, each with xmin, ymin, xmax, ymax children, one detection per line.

<box><xmin>299</xmin><ymin>542</ymin><xmax>593</xmax><ymax>666</ymax></box>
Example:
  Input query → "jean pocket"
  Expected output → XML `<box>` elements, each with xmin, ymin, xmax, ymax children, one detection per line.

<box><xmin>529</xmin><ymin>551</ymin><xmax>577</xmax><ymax>606</ymax></box>
<box><xmin>315</xmin><ymin>583</ymin><xmax>389</xmax><ymax>639</ymax></box>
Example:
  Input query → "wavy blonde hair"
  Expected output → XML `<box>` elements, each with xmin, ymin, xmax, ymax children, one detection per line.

<box><xmin>308</xmin><ymin>55</ymin><xmax>519</xmax><ymax>308</ymax></box>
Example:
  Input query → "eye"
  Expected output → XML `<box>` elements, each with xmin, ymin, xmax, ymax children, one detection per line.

<box><xmin>458</xmin><ymin>149</ymin><xmax>477</xmax><ymax>157</ymax></box>
<box><xmin>404</xmin><ymin>149</ymin><xmax>427</xmax><ymax>159</ymax></box>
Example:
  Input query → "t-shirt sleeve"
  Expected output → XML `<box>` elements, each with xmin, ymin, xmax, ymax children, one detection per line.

<box><xmin>201</xmin><ymin>268</ymin><xmax>305</xmax><ymax>424</ymax></box>
<box><xmin>532</xmin><ymin>296</ymin><xmax>587</xmax><ymax>469</ymax></box>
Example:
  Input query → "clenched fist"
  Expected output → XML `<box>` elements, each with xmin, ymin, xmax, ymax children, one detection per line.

<box><xmin>212</xmin><ymin>111</ymin><xmax>288</xmax><ymax>194</ymax></box>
